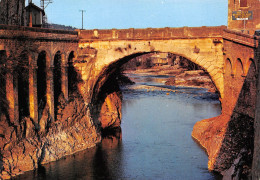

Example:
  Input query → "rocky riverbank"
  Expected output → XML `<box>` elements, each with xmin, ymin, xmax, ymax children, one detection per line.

<box><xmin>124</xmin><ymin>66</ymin><xmax>217</xmax><ymax>93</ymax></box>
<box><xmin>0</xmin><ymin>95</ymin><xmax>101</xmax><ymax>179</ymax></box>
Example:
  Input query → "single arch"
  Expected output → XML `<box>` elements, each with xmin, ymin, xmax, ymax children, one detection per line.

<box><xmin>245</xmin><ymin>58</ymin><xmax>256</xmax><ymax>76</ymax></box>
<box><xmin>68</xmin><ymin>51</ymin><xmax>78</xmax><ymax>97</ymax></box>
<box><xmin>0</xmin><ymin>51</ymin><xmax>7</xmax><ymax>117</ymax></box>
<box><xmin>225</xmin><ymin>58</ymin><xmax>233</xmax><ymax>76</ymax></box>
<box><xmin>90</xmin><ymin>52</ymin><xmax>220</xmax><ymax>128</ymax></box>
<box><xmin>91</xmin><ymin>51</ymin><xmax>220</xmax><ymax>100</ymax></box>
<box><xmin>236</xmin><ymin>58</ymin><xmax>244</xmax><ymax>77</ymax></box>
<box><xmin>51</xmin><ymin>47</ymin><xmax>66</xmax><ymax>67</ymax></box>
<box><xmin>17</xmin><ymin>51</ymin><xmax>30</xmax><ymax>121</ymax></box>
<box><xmin>90</xmin><ymin>52</ymin><xmax>145</xmax><ymax>127</ymax></box>
<box><xmin>0</xmin><ymin>50</ymin><xmax>7</xmax><ymax>65</ymax></box>
<box><xmin>53</xmin><ymin>51</ymin><xmax>62</xmax><ymax>120</ymax></box>
<box><xmin>66</xmin><ymin>49</ymin><xmax>78</xmax><ymax>60</ymax></box>
<box><xmin>37</xmin><ymin>51</ymin><xmax>47</xmax><ymax>121</ymax></box>
<box><xmin>84</xmin><ymin>37</ymin><xmax>224</xmax><ymax>97</ymax></box>
<box><xmin>37</xmin><ymin>47</ymin><xmax>52</xmax><ymax>68</ymax></box>
<box><xmin>249</xmin><ymin>58</ymin><xmax>256</xmax><ymax>71</ymax></box>
<box><xmin>91</xmin><ymin>52</ymin><xmax>146</xmax><ymax>104</ymax></box>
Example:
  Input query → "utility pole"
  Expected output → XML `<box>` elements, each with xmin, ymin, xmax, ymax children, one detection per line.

<box><xmin>79</xmin><ymin>10</ymin><xmax>86</xmax><ymax>30</ymax></box>
<box><xmin>41</xmin><ymin>0</ymin><xmax>53</xmax><ymax>10</ymax></box>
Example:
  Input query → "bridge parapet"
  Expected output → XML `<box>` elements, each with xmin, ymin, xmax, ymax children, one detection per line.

<box><xmin>79</xmin><ymin>26</ymin><xmax>226</xmax><ymax>41</ymax></box>
<box><xmin>223</xmin><ymin>29</ymin><xmax>260</xmax><ymax>48</ymax></box>
<box><xmin>0</xmin><ymin>24</ymin><xmax>78</xmax><ymax>42</ymax></box>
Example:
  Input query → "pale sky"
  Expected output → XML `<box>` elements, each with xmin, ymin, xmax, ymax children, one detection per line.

<box><xmin>28</xmin><ymin>0</ymin><xmax>228</xmax><ymax>29</ymax></box>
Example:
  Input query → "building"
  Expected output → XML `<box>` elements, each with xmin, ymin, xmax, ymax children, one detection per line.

<box><xmin>228</xmin><ymin>0</ymin><xmax>260</xmax><ymax>34</ymax></box>
<box><xmin>25</xmin><ymin>3</ymin><xmax>45</xmax><ymax>27</ymax></box>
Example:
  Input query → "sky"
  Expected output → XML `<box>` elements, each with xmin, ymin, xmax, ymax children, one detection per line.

<box><xmin>27</xmin><ymin>0</ymin><xmax>228</xmax><ymax>30</ymax></box>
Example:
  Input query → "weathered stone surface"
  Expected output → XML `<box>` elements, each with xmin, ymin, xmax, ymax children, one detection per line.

<box><xmin>0</xmin><ymin>96</ymin><xmax>101</xmax><ymax>179</ymax></box>
<box><xmin>193</xmin><ymin>30</ymin><xmax>258</xmax><ymax>178</ymax></box>
<box><xmin>79</xmin><ymin>26</ymin><xmax>225</xmax><ymax>97</ymax></box>
<box><xmin>0</xmin><ymin>0</ymin><xmax>26</xmax><ymax>26</ymax></box>
<box><xmin>99</xmin><ymin>91</ymin><xmax>122</xmax><ymax>129</ymax></box>
<box><xmin>228</xmin><ymin>0</ymin><xmax>260</xmax><ymax>34</ymax></box>
<box><xmin>192</xmin><ymin>115</ymin><xmax>230</xmax><ymax>171</ymax></box>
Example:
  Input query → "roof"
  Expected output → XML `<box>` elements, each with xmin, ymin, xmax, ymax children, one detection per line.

<box><xmin>25</xmin><ymin>3</ymin><xmax>45</xmax><ymax>16</ymax></box>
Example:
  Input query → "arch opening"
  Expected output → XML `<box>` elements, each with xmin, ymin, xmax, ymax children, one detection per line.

<box><xmin>90</xmin><ymin>52</ymin><xmax>220</xmax><ymax>132</ymax></box>
<box><xmin>68</xmin><ymin>51</ymin><xmax>78</xmax><ymax>97</ymax></box>
<box><xmin>90</xmin><ymin>53</ymin><xmax>145</xmax><ymax>130</ymax></box>
<box><xmin>53</xmin><ymin>51</ymin><xmax>62</xmax><ymax>120</ymax></box>
<box><xmin>246</xmin><ymin>58</ymin><xmax>257</xmax><ymax>80</ymax></box>
<box><xmin>225</xmin><ymin>58</ymin><xmax>233</xmax><ymax>76</ymax></box>
<box><xmin>17</xmin><ymin>51</ymin><xmax>30</xmax><ymax>121</ymax></box>
<box><xmin>37</xmin><ymin>51</ymin><xmax>47</xmax><ymax>121</ymax></box>
<box><xmin>0</xmin><ymin>51</ymin><xmax>7</xmax><ymax>118</ymax></box>
<box><xmin>236</xmin><ymin>58</ymin><xmax>244</xmax><ymax>77</ymax></box>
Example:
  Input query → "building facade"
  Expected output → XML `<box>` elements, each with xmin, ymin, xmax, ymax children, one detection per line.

<box><xmin>228</xmin><ymin>0</ymin><xmax>260</xmax><ymax>34</ymax></box>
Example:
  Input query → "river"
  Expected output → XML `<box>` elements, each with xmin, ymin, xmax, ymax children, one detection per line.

<box><xmin>16</xmin><ymin>73</ymin><xmax>222</xmax><ymax>180</ymax></box>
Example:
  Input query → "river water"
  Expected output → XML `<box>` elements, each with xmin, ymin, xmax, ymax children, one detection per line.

<box><xmin>16</xmin><ymin>73</ymin><xmax>222</xmax><ymax>180</ymax></box>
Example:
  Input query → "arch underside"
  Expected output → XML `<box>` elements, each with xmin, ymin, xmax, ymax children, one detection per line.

<box><xmin>88</xmin><ymin>39</ymin><xmax>224</xmax><ymax>98</ymax></box>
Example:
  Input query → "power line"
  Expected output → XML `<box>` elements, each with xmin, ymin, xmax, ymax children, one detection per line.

<box><xmin>79</xmin><ymin>10</ymin><xmax>86</xmax><ymax>30</ymax></box>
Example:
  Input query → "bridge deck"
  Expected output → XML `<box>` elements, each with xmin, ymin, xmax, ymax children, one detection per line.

<box><xmin>79</xmin><ymin>26</ymin><xmax>226</xmax><ymax>41</ymax></box>
<box><xmin>0</xmin><ymin>24</ymin><xmax>78</xmax><ymax>42</ymax></box>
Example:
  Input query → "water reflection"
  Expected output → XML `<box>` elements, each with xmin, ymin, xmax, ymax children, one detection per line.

<box><xmin>16</xmin><ymin>129</ymin><xmax>123</xmax><ymax>180</ymax></box>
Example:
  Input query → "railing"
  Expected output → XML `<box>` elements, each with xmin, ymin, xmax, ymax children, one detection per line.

<box><xmin>0</xmin><ymin>24</ymin><xmax>78</xmax><ymax>35</ymax></box>
<box><xmin>79</xmin><ymin>26</ymin><xmax>227</xmax><ymax>41</ymax></box>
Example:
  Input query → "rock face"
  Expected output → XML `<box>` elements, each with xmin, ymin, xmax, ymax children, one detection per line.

<box><xmin>0</xmin><ymin>0</ymin><xmax>26</xmax><ymax>26</ymax></box>
<box><xmin>192</xmin><ymin>115</ymin><xmax>230</xmax><ymax>170</ymax></box>
<box><xmin>99</xmin><ymin>91</ymin><xmax>122</xmax><ymax>129</ymax></box>
<box><xmin>0</xmin><ymin>95</ymin><xmax>101</xmax><ymax>179</ymax></box>
<box><xmin>89</xmin><ymin>67</ymin><xmax>123</xmax><ymax>131</ymax></box>
<box><xmin>0</xmin><ymin>61</ymin><xmax>123</xmax><ymax>179</ymax></box>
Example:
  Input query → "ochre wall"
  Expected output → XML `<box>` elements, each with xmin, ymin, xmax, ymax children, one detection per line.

<box><xmin>228</xmin><ymin>0</ymin><xmax>260</xmax><ymax>33</ymax></box>
<box><xmin>192</xmin><ymin>29</ymin><xmax>258</xmax><ymax>177</ymax></box>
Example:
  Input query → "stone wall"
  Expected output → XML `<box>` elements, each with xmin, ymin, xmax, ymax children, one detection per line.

<box><xmin>252</xmin><ymin>35</ymin><xmax>260</xmax><ymax>179</ymax></box>
<box><xmin>228</xmin><ymin>0</ymin><xmax>260</xmax><ymax>33</ymax></box>
<box><xmin>0</xmin><ymin>25</ymin><xmax>125</xmax><ymax>178</ymax></box>
<box><xmin>192</xmin><ymin>29</ymin><xmax>259</xmax><ymax>178</ymax></box>
<box><xmin>0</xmin><ymin>0</ymin><xmax>26</xmax><ymax>26</ymax></box>
<box><xmin>0</xmin><ymin>26</ymin><xmax>104</xmax><ymax>179</ymax></box>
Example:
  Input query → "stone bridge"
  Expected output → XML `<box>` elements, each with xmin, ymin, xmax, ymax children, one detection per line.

<box><xmin>77</xmin><ymin>26</ymin><xmax>226</xmax><ymax>99</ymax></box>
<box><xmin>0</xmin><ymin>25</ymin><xmax>78</xmax><ymax>126</ymax></box>
<box><xmin>75</xmin><ymin>26</ymin><xmax>259</xmax><ymax>177</ymax></box>
<box><xmin>0</xmin><ymin>24</ymin><xmax>260</xmax><ymax>179</ymax></box>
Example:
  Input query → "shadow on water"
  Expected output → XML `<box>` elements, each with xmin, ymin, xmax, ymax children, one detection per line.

<box><xmin>16</xmin><ymin>73</ymin><xmax>222</xmax><ymax>179</ymax></box>
<box><xmin>15</xmin><ymin>128</ymin><xmax>123</xmax><ymax>180</ymax></box>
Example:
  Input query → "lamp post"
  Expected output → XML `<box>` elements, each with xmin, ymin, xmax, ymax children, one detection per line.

<box><xmin>79</xmin><ymin>10</ymin><xmax>86</xmax><ymax>30</ymax></box>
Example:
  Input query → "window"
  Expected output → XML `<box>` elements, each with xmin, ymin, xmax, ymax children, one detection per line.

<box><xmin>240</xmin><ymin>0</ymin><xmax>247</xmax><ymax>7</ymax></box>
